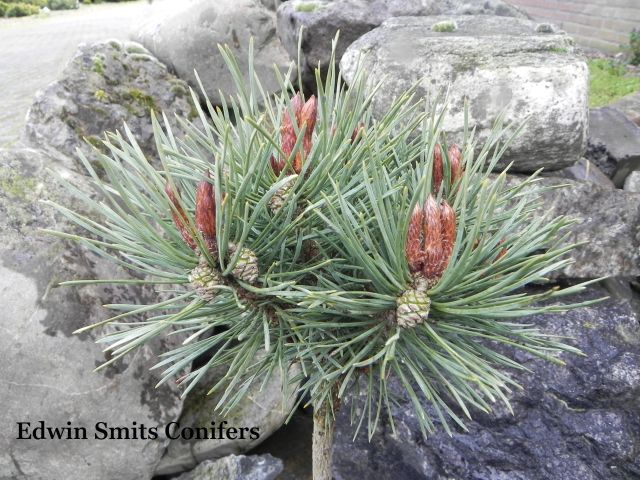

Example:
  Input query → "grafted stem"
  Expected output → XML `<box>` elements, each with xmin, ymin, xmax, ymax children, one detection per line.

<box><xmin>312</xmin><ymin>406</ymin><xmax>336</xmax><ymax>480</ymax></box>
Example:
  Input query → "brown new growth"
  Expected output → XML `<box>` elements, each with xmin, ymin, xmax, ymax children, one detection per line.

<box><xmin>448</xmin><ymin>144</ymin><xmax>463</xmax><ymax>185</ymax></box>
<box><xmin>271</xmin><ymin>92</ymin><xmax>318</xmax><ymax>176</ymax></box>
<box><xmin>165</xmin><ymin>182</ymin><xmax>197</xmax><ymax>250</ymax></box>
<box><xmin>405</xmin><ymin>194</ymin><xmax>457</xmax><ymax>287</ymax></box>
<box><xmin>495</xmin><ymin>239</ymin><xmax>508</xmax><ymax>262</ymax></box>
<box><xmin>195</xmin><ymin>172</ymin><xmax>217</xmax><ymax>255</ymax></box>
<box><xmin>431</xmin><ymin>143</ymin><xmax>464</xmax><ymax>193</ymax></box>
<box><xmin>422</xmin><ymin>195</ymin><xmax>443</xmax><ymax>281</ymax></box>
<box><xmin>350</xmin><ymin>122</ymin><xmax>365</xmax><ymax>144</ymax></box>
<box><xmin>439</xmin><ymin>200</ymin><xmax>456</xmax><ymax>273</ymax></box>
<box><xmin>166</xmin><ymin>171</ymin><xmax>219</xmax><ymax>256</ymax></box>
<box><xmin>406</xmin><ymin>205</ymin><xmax>424</xmax><ymax>273</ymax></box>
<box><xmin>432</xmin><ymin>144</ymin><xmax>443</xmax><ymax>193</ymax></box>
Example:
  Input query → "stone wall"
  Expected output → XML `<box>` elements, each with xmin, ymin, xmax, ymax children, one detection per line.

<box><xmin>507</xmin><ymin>0</ymin><xmax>640</xmax><ymax>51</ymax></box>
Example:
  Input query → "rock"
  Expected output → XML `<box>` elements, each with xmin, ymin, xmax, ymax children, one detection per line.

<box><xmin>587</xmin><ymin>107</ymin><xmax>640</xmax><ymax>186</ymax></box>
<box><xmin>544</xmin><ymin>157</ymin><xmax>614</xmax><ymax>189</ymax></box>
<box><xmin>624</xmin><ymin>171</ymin><xmax>640</xmax><ymax>192</ymax></box>
<box><xmin>155</xmin><ymin>363</ymin><xmax>299</xmax><ymax>475</ymax></box>
<box><xmin>504</xmin><ymin>174</ymin><xmax>640</xmax><ymax>278</ymax></box>
<box><xmin>175</xmin><ymin>454</ymin><xmax>283</xmax><ymax>480</ymax></box>
<box><xmin>0</xmin><ymin>148</ymin><xmax>184</xmax><ymax>479</ymax></box>
<box><xmin>334</xmin><ymin>286</ymin><xmax>640</xmax><ymax>480</ymax></box>
<box><xmin>340</xmin><ymin>15</ymin><xmax>588</xmax><ymax>172</ymax></box>
<box><xmin>610</xmin><ymin>91</ymin><xmax>640</xmax><ymax>127</ymax></box>
<box><xmin>137</xmin><ymin>0</ymin><xmax>292</xmax><ymax>106</ymax></box>
<box><xmin>260</xmin><ymin>0</ymin><xmax>282</xmax><ymax>10</ymax></box>
<box><xmin>602</xmin><ymin>277</ymin><xmax>639</xmax><ymax>305</ymax></box>
<box><xmin>250</xmin><ymin>408</ymin><xmax>314</xmax><ymax>479</ymax></box>
<box><xmin>276</xmin><ymin>0</ymin><xmax>528</xmax><ymax>82</ymax></box>
<box><xmin>23</xmin><ymin>40</ymin><xmax>194</xmax><ymax>170</ymax></box>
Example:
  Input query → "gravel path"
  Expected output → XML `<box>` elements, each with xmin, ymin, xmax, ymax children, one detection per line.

<box><xmin>0</xmin><ymin>0</ymin><xmax>176</xmax><ymax>148</ymax></box>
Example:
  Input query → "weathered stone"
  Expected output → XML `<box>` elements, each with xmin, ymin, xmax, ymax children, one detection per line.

<box><xmin>602</xmin><ymin>277</ymin><xmax>639</xmax><ymax>305</ymax></box>
<box><xmin>260</xmin><ymin>0</ymin><xmax>282</xmax><ymax>10</ymax></box>
<box><xmin>624</xmin><ymin>171</ymin><xmax>640</xmax><ymax>192</ymax></box>
<box><xmin>137</xmin><ymin>0</ymin><xmax>292</xmax><ymax>106</ymax></box>
<box><xmin>504</xmin><ymin>174</ymin><xmax>640</xmax><ymax>278</ymax></box>
<box><xmin>587</xmin><ymin>107</ymin><xmax>640</xmax><ymax>186</ymax></box>
<box><xmin>340</xmin><ymin>15</ymin><xmax>588</xmax><ymax>172</ymax></box>
<box><xmin>610</xmin><ymin>91</ymin><xmax>640</xmax><ymax>127</ymax></box>
<box><xmin>0</xmin><ymin>148</ymin><xmax>184</xmax><ymax>480</ymax></box>
<box><xmin>155</xmin><ymin>363</ymin><xmax>299</xmax><ymax>475</ymax></box>
<box><xmin>334</xmin><ymin>286</ymin><xmax>640</xmax><ymax>480</ymax></box>
<box><xmin>544</xmin><ymin>157</ymin><xmax>614</xmax><ymax>189</ymax></box>
<box><xmin>23</xmin><ymin>40</ymin><xmax>194</xmax><ymax>170</ymax></box>
<box><xmin>276</xmin><ymin>0</ymin><xmax>528</xmax><ymax>82</ymax></box>
<box><xmin>175</xmin><ymin>454</ymin><xmax>283</xmax><ymax>480</ymax></box>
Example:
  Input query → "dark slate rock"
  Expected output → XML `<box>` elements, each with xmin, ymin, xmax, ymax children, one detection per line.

<box><xmin>334</xmin><ymin>286</ymin><xmax>640</xmax><ymax>480</ymax></box>
<box><xmin>544</xmin><ymin>157</ymin><xmax>615</xmax><ymax>189</ymax></box>
<box><xmin>610</xmin><ymin>91</ymin><xmax>640</xmax><ymax>127</ymax></box>
<box><xmin>587</xmin><ymin>107</ymin><xmax>640</xmax><ymax>187</ymax></box>
<box><xmin>504</xmin><ymin>174</ymin><xmax>640</xmax><ymax>278</ymax></box>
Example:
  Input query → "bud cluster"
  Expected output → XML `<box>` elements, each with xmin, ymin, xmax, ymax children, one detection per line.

<box><xmin>271</xmin><ymin>92</ymin><xmax>318</xmax><ymax>176</ymax></box>
<box><xmin>405</xmin><ymin>195</ymin><xmax>456</xmax><ymax>287</ymax></box>
<box><xmin>432</xmin><ymin>143</ymin><xmax>463</xmax><ymax>193</ymax></box>
<box><xmin>228</xmin><ymin>244</ymin><xmax>259</xmax><ymax>285</ymax></box>
<box><xmin>166</xmin><ymin>171</ymin><xmax>217</xmax><ymax>257</ymax></box>
<box><xmin>396</xmin><ymin>143</ymin><xmax>462</xmax><ymax>329</ymax></box>
<box><xmin>166</xmin><ymin>173</ymin><xmax>259</xmax><ymax>297</ymax></box>
<box><xmin>188</xmin><ymin>259</ymin><xmax>221</xmax><ymax>301</ymax></box>
<box><xmin>396</xmin><ymin>289</ymin><xmax>432</xmax><ymax>328</ymax></box>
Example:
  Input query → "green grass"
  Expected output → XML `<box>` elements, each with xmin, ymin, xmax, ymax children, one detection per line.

<box><xmin>92</xmin><ymin>54</ymin><xmax>105</xmax><ymax>75</ymax></box>
<box><xmin>93</xmin><ymin>89</ymin><xmax>109</xmax><ymax>102</ymax></box>
<box><xmin>432</xmin><ymin>20</ymin><xmax>457</xmax><ymax>33</ymax></box>
<box><xmin>588</xmin><ymin>58</ymin><xmax>640</xmax><ymax>108</ymax></box>
<box><xmin>124</xmin><ymin>88</ymin><xmax>157</xmax><ymax>112</ymax></box>
<box><xmin>295</xmin><ymin>1</ymin><xmax>317</xmax><ymax>12</ymax></box>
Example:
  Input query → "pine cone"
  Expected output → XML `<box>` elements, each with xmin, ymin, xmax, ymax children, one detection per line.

<box><xmin>229</xmin><ymin>244</ymin><xmax>259</xmax><ymax>285</ymax></box>
<box><xmin>396</xmin><ymin>288</ymin><xmax>431</xmax><ymax>328</ymax></box>
<box><xmin>188</xmin><ymin>260</ymin><xmax>221</xmax><ymax>301</ymax></box>
<box><xmin>268</xmin><ymin>174</ymin><xmax>298</xmax><ymax>214</ymax></box>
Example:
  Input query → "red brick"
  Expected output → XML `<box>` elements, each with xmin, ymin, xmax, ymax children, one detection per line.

<box><xmin>505</xmin><ymin>0</ymin><xmax>640</xmax><ymax>50</ymax></box>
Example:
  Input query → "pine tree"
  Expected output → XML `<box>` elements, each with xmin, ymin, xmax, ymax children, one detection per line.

<box><xmin>45</xmin><ymin>39</ymin><xmax>600</xmax><ymax>479</ymax></box>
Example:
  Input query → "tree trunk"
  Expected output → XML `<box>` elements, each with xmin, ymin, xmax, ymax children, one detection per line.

<box><xmin>312</xmin><ymin>408</ymin><xmax>335</xmax><ymax>480</ymax></box>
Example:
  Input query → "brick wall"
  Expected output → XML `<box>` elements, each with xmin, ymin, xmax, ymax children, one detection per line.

<box><xmin>507</xmin><ymin>0</ymin><xmax>640</xmax><ymax>52</ymax></box>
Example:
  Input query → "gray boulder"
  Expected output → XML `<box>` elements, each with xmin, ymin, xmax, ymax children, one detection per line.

<box><xmin>0</xmin><ymin>148</ymin><xmax>184</xmax><ymax>479</ymax></box>
<box><xmin>137</xmin><ymin>0</ymin><xmax>293</xmax><ymax>106</ymax></box>
<box><xmin>276</xmin><ymin>0</ymin><xmax>528</xmax><ymax>81</ymax></box>
<box><xmin>23</xmin><ymin>40</ymin><xmax>194</xmax><ymax>170</ymax></box>
<box><xmin>340</xmin><ymin>15</ymin><xmax>588</xmax><ymax>172</ymax></box>
<box><xmin>155</xmin><ymin>363</ymin><xmax>299</xmax><ymax>475</ymax></box>
<box><xmin>586</xmin><ymin>106</ymin><xmax>640</xmax><ymax>186</ymax></box>
<box><xmin>260</xmin><ymin>0</ymin><xmax>283</xmax><ymax>10</ymax></box>
<box><xmin>624</xmin><ymin>171</ymin><xmax>640</xmax><ymax>192</ymax></box>
<box><xmin>175</xmin><ymin>454</ymin><xmax>283</xmax><ymax>480</ymax></box>
<box><xmin>505</xmin><ymin>174</ymin><xmax>640</xmax><ymax>278</ymax></box>
<box><xmin>543</xmin><ymin>157</ymin><xmax>614</xmax><ymax>189</ymax></box>
<box><xmin>610</xmin><ymin>91</ymin><xmax>640</xmax><ymax>127</ymax></box>
<box><xmin>334</xmin><ymin>286</ymin><xmax>640</xmax><ymax>480</ymax></box>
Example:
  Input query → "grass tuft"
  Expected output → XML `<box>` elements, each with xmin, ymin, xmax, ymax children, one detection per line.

<box><xmin>588</xmin><ymin>59</ymin><xmax>640</xmax><ymax>108</ymax></box>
